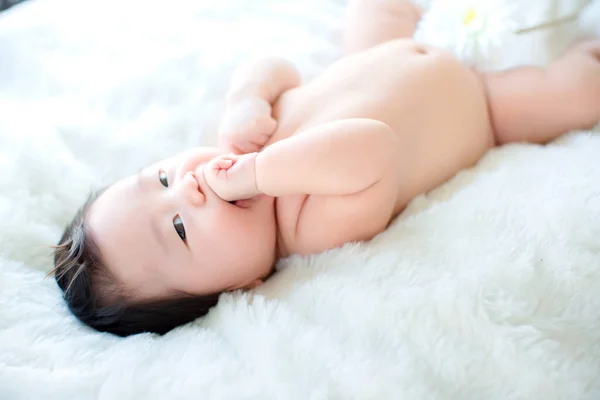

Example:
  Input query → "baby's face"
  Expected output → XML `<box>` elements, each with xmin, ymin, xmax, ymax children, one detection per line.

<box><xmin>87</xmin><ymin>147</ymin><xmax>277</xmax><ymax>301</ymax></box>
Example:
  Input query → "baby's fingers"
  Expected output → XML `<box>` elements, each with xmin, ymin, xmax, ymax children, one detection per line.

<box><xmin>208</xmin><ymin>154</ymin><xmax>239</xmax><ymax>170</ymax></box>
<box><xmin>213</xmin><ymin>158</ymin><xmax>234</xmax><ymax>170</ymax></box>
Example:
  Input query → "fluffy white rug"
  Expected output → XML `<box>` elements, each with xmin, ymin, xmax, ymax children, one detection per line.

<box><xmin>1</xmin><ymin>0</ymin><xmax>599</xmax><ymax>398</ymax></box>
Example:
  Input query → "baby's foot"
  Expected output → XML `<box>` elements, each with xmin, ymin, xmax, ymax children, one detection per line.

<box><xmin>554</xmin><ymin>38</ymin><xmax>600</xmax><ymax>130</ymax></box>
<box><xmin>569</xmin><ymin>36</ymin><xmax>600</xmax><ymax>60</ymax></box>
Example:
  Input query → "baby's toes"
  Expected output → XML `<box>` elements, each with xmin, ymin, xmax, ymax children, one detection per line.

<box><xmin>577</xmin><ymin>39</ymin><xmax>600</xmax><ymax>62</ymax></box>
<box><xmin>567</xmin><ymin>37</ymin><xmax>600</xmax><ymax>60</ymax></box>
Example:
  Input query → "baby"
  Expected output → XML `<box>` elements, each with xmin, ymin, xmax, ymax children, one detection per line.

<box><xmin>51</xmin><ymin>0</ymin><xmax>600</xmax><ymax>336</ymax></box>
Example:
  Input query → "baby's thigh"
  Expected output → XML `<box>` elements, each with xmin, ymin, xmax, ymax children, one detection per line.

<box><xmin>342</xmin><ymin>0</ymin><xmax>422</xmax><ymax>54</ymax></box>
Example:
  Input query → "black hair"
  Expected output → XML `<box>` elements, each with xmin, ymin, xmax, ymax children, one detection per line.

<box><xmin>49</xmin><ymin>189</ymin><xmax>220</xmax><ymax>337</ymax></box>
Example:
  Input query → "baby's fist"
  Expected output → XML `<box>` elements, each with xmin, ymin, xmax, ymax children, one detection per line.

<box><xmin>204</xmin><ymin>153</ymin><xmax>260</xmax><ymax>201</ymax></box>
<box><xmin>218</xmin><ymin>97</ymin><xmax>277</xmax><ymax>154</ymax></box>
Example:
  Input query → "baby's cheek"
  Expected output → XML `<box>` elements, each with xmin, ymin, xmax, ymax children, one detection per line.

<box><xmin>205</xmin><ymin>211</ymin><xmax>242</xmax><ymax>241</ymax></box>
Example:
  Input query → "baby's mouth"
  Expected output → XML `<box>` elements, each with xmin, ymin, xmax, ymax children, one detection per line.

<box><xmin>229</xmin><ymin>199</ymin><xmax>252</xmax><ymax>209</ymax></box>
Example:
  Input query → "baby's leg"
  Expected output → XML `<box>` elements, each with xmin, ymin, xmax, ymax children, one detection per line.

<box><xmin>342</xmin><ymin>0</ymin><xmax>422</xmax><ymax>55</ymax></box>
<box><xmin>484</xmin><ymin>39</ymin><xmax>600</xmax><ymax>145</ymax></box>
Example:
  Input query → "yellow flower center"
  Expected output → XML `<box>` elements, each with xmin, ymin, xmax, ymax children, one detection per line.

<box><xmin>463</xmin><ymin>8</ymin><xmax>478</xmax><ymax>26</ymax></box>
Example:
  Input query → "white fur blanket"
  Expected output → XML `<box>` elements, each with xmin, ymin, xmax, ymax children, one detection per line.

<box><xmin>1</xmin><ymin>0</ymin><xmax>600</xmax><ymax>398</ymax></box>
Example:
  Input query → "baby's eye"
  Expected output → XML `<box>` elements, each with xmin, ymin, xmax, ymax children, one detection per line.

<box><xmin>173</xmin><ymin>215</ymin><xmax>186</xmax><ymax>242</ymax></box>
<box><xmin>158</xmin><ymin>169</ymin><xmax>169</xmax><ymax>188</ymax></box>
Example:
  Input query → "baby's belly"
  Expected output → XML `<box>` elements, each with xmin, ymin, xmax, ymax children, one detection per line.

<box><xmin>274</xmin><ymin>39</ymin><xmax>493</xmax><ymax>210</ymax></box>
<box><xmin>382</xmin><ymin>42</ymin><xmax>494</xmax><ymax>207</ymax></box>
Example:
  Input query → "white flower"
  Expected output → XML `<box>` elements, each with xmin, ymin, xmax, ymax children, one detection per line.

<box><xmin>579</xmin><ymin>0</ymin><xmax>600</xmax><ymax>37</ymax></box>
<box><xmin>414</xmin><ymin>0</ymin><xmax>519</xmax><ymax>69</ymax></box>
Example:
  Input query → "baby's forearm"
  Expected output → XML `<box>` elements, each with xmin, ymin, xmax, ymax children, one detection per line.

<box><xmin>255</xmin><ymin>119</ymin><xmax>398</xmax><ymax>197</ymax></box>
<box><xmin>226</xmin><ymin>57</ymin><xmax>301</xmax><ymax>104</ymax></box>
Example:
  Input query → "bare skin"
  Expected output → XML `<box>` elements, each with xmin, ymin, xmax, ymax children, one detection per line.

<box><xmin>88</xmin><ymin>0</ymin><xmax>600</xmax><ymax>302</ymax></box>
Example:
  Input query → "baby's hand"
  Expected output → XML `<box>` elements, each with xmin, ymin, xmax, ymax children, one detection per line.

<box><xmin>218</xmin><ymin>97</ymin><xmax>277</xmax><ymax>154</ymax></box>
<box><xmin>204</xmin><ymin>153</ymin><xmax>260</xmax><ymax>201</ymax></box>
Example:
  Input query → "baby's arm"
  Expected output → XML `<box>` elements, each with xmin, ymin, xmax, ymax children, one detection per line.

<box><xmin>218</xmin><ymin>58</ymin><xmax>301</xmax><ymax>154</ymax></box>
<box><xmin>225</xmin><ymin>57</ymin><xmax>301</xmax><ymax>104</ymax></box>
<box><xmin>205</xmin><ymin>119</ymin><xmax>398</xmax><ymax>200</ymax></box>
<box><xmin>256</xmin><ymin>119</ymin><xmax>398</xmax><ymax>196</ymax></box>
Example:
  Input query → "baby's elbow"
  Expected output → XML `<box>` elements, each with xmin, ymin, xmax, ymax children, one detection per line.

<box><xmin>369</xmin><ymin>120</ymin><xmax>399</xmax><ymax>167</ymax></box>
<box><xmin>351</xmin><ymin>119</ymin><xmax>399</xmax><ymax>186</ymax></box>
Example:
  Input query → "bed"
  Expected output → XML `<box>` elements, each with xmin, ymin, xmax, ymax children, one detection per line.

<box><xmin>1</xmin><ymin>0</ymin><xmax>599</xmax><ymax>398</ymax></box>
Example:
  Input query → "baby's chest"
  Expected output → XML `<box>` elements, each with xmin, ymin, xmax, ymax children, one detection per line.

<box><xmin>276</xmin><ymin>178</ymin><xmax>398</xmax><ymax>256</ymax></box>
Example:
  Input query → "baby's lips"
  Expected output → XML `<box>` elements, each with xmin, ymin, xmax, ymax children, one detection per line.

<box><xmin>232</xmin><ymin>199</ymin><xmax>251</xmax><ymax>209</ymax></box>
